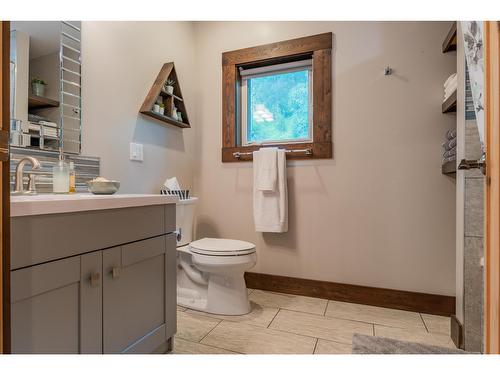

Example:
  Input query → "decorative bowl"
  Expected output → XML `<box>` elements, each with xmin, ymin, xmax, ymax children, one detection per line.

<box><xmin>87</xmin><ymin>180</ymin><xmax>120</xmax><ymax>195</ymax></box>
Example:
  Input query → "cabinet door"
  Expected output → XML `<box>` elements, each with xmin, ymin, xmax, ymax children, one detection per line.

<box><xmin>102</xmin><ymin>234</ymin><xmax>174</xmax><ymax>354</ymax></box>
<box><xmin>80</xmin><ymin>251</ymin><xmax>103</xmax><ymax>353</ymax></box>
<box><xmin>11</xmin><ymin>253</ymin><xmax>103</xmax><ymax>354</ymax></box>
<box><xmin>164</xmin><ymin>232</ymin><xmax>177</xmax><ymax>340</ymax></box>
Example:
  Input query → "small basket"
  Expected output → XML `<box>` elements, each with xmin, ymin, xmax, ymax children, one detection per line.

<box><xmin>161</xmin><ymin>189</ymin><xmax>190</xmax><ymax>200</ymax></box>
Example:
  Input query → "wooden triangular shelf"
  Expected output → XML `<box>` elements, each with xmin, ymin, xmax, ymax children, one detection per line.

<box><xmin>140</xmin><ymin>62</ymin><xmax>191</xmax><ymax>128</ymax></box>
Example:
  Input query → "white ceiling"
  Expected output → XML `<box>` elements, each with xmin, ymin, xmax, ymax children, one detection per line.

<box><xmin>11</xmin><ymin>21</ymin><xmax>61</xmax><ymax>59</ymax></box>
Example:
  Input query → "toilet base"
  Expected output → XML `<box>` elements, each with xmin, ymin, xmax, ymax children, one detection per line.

<box><xmin>205</xmin><ymin>272</ymin><xmax>251</xmax><ymax>315</ymax></box>
<box><xmin>177</xmin><ymin>245</ymin><xmax>256</xmax><ymax>316</ymax></box>
<box><xmin>177</xmin><ymin>272</ymin><xmax>251</xmax><ymax>315</ymax></box>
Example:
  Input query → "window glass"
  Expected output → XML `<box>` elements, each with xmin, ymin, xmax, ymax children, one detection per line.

<box><xmin>245</xmin><ymin>68</ymin><xmax>311</xmax><ymax>144</ymax></box>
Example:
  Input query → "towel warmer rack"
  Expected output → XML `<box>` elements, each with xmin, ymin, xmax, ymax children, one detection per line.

<box><xmin>232</xmin><ymin>148</ymin><xmax>312</xmax><ymax>159</ymax></box>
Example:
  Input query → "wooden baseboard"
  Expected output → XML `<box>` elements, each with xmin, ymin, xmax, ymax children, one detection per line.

<box><xmin>245</xmin><ymin>272</ymin><xmax>455</xmax><ymax>317</ymax></box>
<box><xmin>451</xmin><ymin>315</ymin><xmax>464</xmax><ymax>349</ymax></box>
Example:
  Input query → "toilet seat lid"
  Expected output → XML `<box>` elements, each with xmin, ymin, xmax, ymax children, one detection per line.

<box><xmin>189</xmin><ymin>238</ymin><xmax>256</xmax><ymax>256</ymax></box>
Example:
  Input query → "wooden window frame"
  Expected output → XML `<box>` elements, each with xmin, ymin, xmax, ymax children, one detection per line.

<box><xmin>221</xmin><ymin>33</ymin><xmax>332</xmax><ymax>162</ymax></box>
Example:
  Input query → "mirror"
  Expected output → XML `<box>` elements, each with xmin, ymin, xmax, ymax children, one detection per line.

<box><xmin>10</xmin><ymin>21</ymin><xmax>81</xmax><ymax>154</ymax></box>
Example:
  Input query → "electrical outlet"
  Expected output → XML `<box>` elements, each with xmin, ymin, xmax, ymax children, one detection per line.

<box><xmin>130</xmin><ymin>143</ymin><xmax>143</xmax><ymax>162</ymax></box>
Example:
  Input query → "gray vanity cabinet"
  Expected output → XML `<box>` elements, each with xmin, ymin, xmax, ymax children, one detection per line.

<box><xmin>11</xmin><ymin>252</ymin><xmax>102</xmax><ymax>354</ymax></box>
<box><xmin>102</xmin><ymin>233</ymin><xmax>176</xmax><ymax>354</ymax></box>
<box><xmin>10</xmin><ymin>204</ymin><xmax>177</xmax><ymax>354</ymax></box>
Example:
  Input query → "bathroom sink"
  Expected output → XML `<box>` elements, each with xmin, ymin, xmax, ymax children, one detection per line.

<box><xmin>11</xmin><ymin>193</ymin><xmax>179</xmax><ymax>217</ymax></box>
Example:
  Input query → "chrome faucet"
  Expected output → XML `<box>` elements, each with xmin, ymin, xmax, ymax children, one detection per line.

<box><xmin>13</xmin><ymin>157</ymin><xmax>41</xmax><ymax>195</ymax></box>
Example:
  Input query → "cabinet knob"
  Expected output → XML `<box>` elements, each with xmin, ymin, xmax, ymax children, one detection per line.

<box><xmin>89</xmin><ymin>272</ymin><xmax>100</xmax><ymax>287</ymax></box>
<box><xmin>111</xmin><ymin>267</ymin><xmax>121</xmax><ymax>279</ymax></box>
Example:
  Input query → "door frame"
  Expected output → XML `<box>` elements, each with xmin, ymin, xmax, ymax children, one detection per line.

<box><xmin>485</xmin><ymin>20</ymin><xmax>500</xmax><ymax>354</ymax></box>
<box><xmin>0</xmin><ymin>20</ymin><xmax>11</xmax><ymax>355</ymax></box>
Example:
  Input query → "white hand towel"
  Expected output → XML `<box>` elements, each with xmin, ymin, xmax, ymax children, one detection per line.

<box><xmin>253</xmin><ymin>149</ymin><xmax>288</xmax><ymax>233</ymax></box>
<box><xmin>253</xmin><ymin>147</ymin><xmax>278</xmax><ymax>191</ymax></box>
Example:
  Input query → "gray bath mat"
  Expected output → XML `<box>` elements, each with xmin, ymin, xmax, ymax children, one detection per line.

<box><xmin>352</xmin><ymin>334</ymin><xmax>467</xmax><ymax>354</ymax></box>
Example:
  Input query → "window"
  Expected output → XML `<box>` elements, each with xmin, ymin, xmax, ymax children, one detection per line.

<box><xmin>240</xmin><ymin>60</ymin><xmax>313</xmax><ymax>145</ymax></box>
<box><xmin>222</xmin><ymin>32</ymin><xmax>332</xmax><ymax>162</ymax></box>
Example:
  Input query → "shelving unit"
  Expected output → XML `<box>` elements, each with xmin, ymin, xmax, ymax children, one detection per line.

<box><xmin>139</xmin><ymin>62</ymin><xmax>190</xmax><ymax>128</ymax></box>
<box><xmin>441</xmin><ymin>22</ymin><xmax>457</xmax><ymax>176</ymax></box>
<box><xmin>442</xmin><ymin>22</ymin><xmax>457</xmax><ymax>53</ymax></box>
<box><xmin>28</xmin><ymin>94</ymin><xmax>60</xmax><ymax>110</ymax></box>
<box><xmin>140</xmin><ymin>110</ymin><xmax>191</xmax><ymax>129</ymax></box>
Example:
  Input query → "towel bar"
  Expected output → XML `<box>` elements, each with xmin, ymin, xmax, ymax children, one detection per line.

<box><xmin>232</xmin><ymin>148</ymin><xmax>312</xmax><ymax>159</ymax></box>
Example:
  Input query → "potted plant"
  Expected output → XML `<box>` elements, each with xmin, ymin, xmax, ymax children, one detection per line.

<box><xmin>164</xmin><ymin>79</ymin><xmax>175</xmax><ymax>95</ymax></box>
<box><xmin>31</xmin><ymin>77</ymin><xmax>47</xmax><ymax>97</ymax></box>
<box><xmin>159</xmin><ymin>103</ymin><xmax>165</xmax><ymax>115</ymax></box>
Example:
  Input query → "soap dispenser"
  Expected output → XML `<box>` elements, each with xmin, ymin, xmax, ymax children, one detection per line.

<box><xmin>53</xmin><ymin>157</ymin><xmax>70</xmax><ymax>194</ymax></box>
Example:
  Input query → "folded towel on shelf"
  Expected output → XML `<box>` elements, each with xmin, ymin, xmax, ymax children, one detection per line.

<box><xmin>446</xmin><ymin>129</ymin><xmax>457</xmax><ymax>140</ymax></box>
<box><xmin>28</xmin><ymin>122</ymin><xmax>41</xmax><ymax>132</ymax></box>
<box><xmin>443</xmin><ymin>148</ymin><xmax>456</xmax><ymax>159</ymax></box>
<box><xmin>253</xmin><ymin>147</ymin><xmax>278</xmax><ymax>192</ymax></box>
<box><xmin>43</xmin><ymin>128</ymin><xmax>58</xmax><ymax>138</ymax></box>
<box><xmin>444</xmin><ymin>87</ymin><xmax>457</xmax><ymax>102</ymax></box>
<box><xmin>444</xmin><ymin>73</ymin><xmax>457</xmax><ymax>88</ymax></box>
<box><xmin>443</xmin><ymin>73</ymin><xmax>457</xmax><ymax>102</ymax></box>
<box><xmin>442</xmin><ymin>137</ymin><xmax>457</xmax><ymax>151</ymax></box>
<box><xmin>253</xmin><ymin>148</ymin><xmax>288</xmax><ymax>233</ymax></box>
<box><xmin>442</xmin><ymin>155</ymin><xmax>457</xmax><ymax>164</ymax></box>
<box><xmin>39</xmin><ymin>120</ymin><xmax>58</xmax><ymax>128</ymax></box>
<box><xmin>444</xmin><ymin>79</ymin><xmax>457</xmax><ymax>92</ymax></box>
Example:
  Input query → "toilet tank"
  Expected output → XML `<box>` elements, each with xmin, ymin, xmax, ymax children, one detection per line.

<box><xmin>176</xmin><ymin>197</ymin><xmax>198</xmax><ymax>247</ymax></box>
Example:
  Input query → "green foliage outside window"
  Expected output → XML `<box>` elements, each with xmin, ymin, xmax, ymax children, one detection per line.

<box><xmin>247</xmin><ymin>69</ymin><xmax>310</xmax><ymax>143</ymax></box>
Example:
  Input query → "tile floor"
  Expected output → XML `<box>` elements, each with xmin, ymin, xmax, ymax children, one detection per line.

<box><xmin>173</xmin><ymin>288</ymin><xmax>455</xmax><ymax>354</ymax></box>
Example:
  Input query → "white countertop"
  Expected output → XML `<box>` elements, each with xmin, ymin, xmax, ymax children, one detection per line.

<box><xmin>11</xmin><ymin>193</ymin><xmax>179</xmax><ymax>217</ymax></box>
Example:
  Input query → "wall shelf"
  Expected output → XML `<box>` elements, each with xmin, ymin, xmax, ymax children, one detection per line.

<box><xmin>159</xmin><ymin>90</ymin><xmax>183</xmax><ymax>102</ymax></box>
<box><xmin>442</xmin><ymin>160</ymin><xmax>456</xmax><ymax>175</ymax></box>
<box><xmin>442</xmin><ymin>22</ymin><xmax>457</xmax><ymax>53</ymax></box>
<box><xmin>28</xmin><ymin>94</ymin><xmax>60</xmax><ymax>110</ymax></box>
<box><xmin>442</xmin><ymin>90</ymin><xmax>457</xmax><ymax>113</ymax></box>
<box><xmin>139</xmin><ymin>62</ymin><xmax>190</xmax><ymax>129</ymax></box>
<box><xmin>141</xmin><ymin>111</ymin><xmax>190</xmax><ymax>128</ymax></box>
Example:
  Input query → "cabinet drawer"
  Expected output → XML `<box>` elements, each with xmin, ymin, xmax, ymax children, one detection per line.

<box><xmin>122</xmin><ymin>235</ymin><xmax>166</xmax><ymax>267</ymax></box>
<box><xmin>11</xmin><ymin>204</ymin><xmax>172</xmax><ymax>269</ymax></box>
<box><xmin>11</xmin><ymin>256</ymin><xmax>80</xmax><ymax>303</ymax></box>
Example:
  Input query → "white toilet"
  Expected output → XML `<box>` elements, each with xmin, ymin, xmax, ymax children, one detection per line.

<box><xmin>176</xmin><ymin>197</ymin><xmax>257</xmax><ymax>315</ymax></box>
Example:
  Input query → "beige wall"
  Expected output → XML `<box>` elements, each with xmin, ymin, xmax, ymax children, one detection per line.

<box><xmin>81</xmin><ymin>22</ymin><xmax>197</xmax><ymax>193</ymax></box>
<box><xmin>79</xmin><ymin>21</ymin><xmax>457</xmax><ymax>296</ymax></box>
<box><xmin>193</xmin><ymin>22</ymin><xmax>457</xmax><ymax>295</ymax></box>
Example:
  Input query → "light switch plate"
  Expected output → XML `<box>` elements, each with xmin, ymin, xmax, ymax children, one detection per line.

<box><xmin>130</xmin><ymin>142</ymin><xmax>143</xmax><ymax>161</ymax></box>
